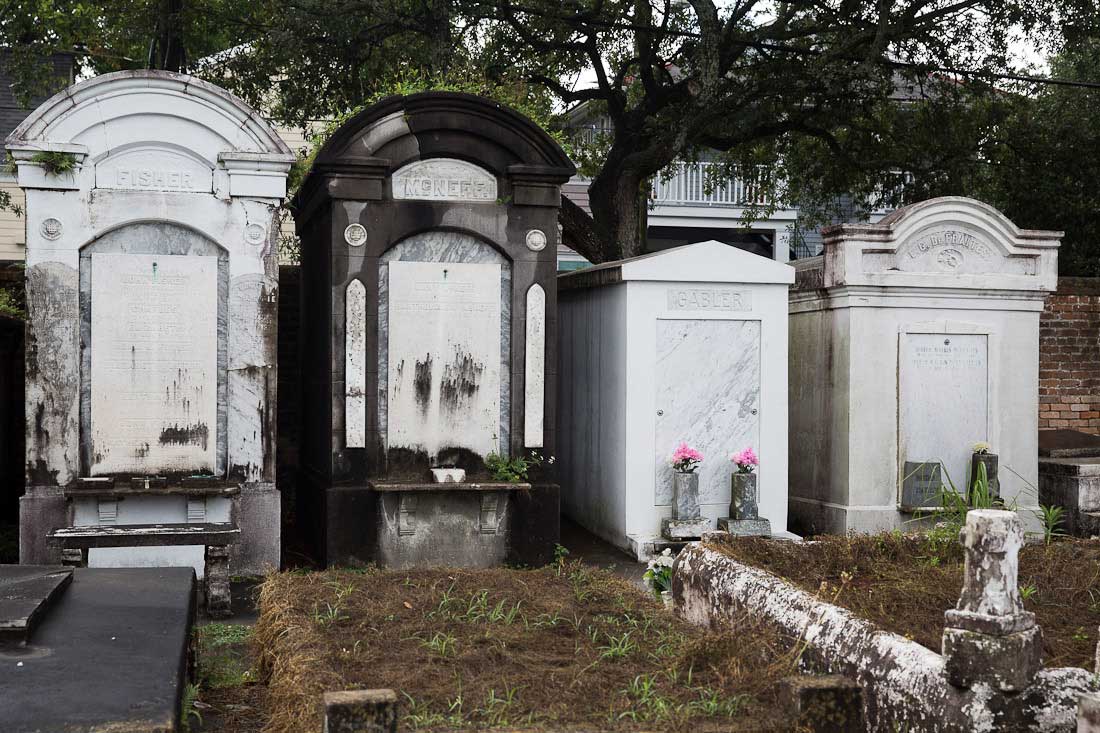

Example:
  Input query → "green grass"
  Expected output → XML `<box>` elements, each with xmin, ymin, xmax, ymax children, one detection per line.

<box><xmin>196</xmin><ymin>623</ymin><xmax>254</xmax><ymax>689</ymax></box>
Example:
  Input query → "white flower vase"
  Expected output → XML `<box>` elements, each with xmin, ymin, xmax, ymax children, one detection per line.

<box><xmin>660</xmin><ymin>590</ymin><xmax>673</xmax><ymax>609</ymax></box>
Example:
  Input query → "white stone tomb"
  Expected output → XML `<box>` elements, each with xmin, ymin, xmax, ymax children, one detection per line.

<box><xmin>788</xmin><ymin>197</ymin><xmax>1060</xmax><ymax>535</ymax></box>
<box><xmin>557</xmin><ymin>241</ymin><xmax>795</xmax><ymax>560</ymax></box>
<box><xmin>6</xmin><ymin>70</ymin><xmax>294</xmax><ymax>574</ymax></box>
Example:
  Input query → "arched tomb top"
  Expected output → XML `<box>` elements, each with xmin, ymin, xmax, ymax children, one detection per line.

<box><xmin>314</xmin><ymin>92</ymin><xmax>572</xmax><ymax>172</ymax></box>
<box><xmin>5</xmin><ymin>70</ymin><xmax>293</xmax><ymax>197</ymax></box>
<box><xmin>795</xmin><ymin>196</ymin><xmax>1061</xmax><ymax>293</ymax></box>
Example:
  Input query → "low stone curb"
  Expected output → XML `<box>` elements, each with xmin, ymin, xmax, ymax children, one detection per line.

<box><xmin>672</xmin><ymin>543</ymin><xmax>1098</xmax><ymax>732</ymax></box>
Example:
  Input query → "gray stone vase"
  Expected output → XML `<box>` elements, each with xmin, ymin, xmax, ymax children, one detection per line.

<box><xmin>673</xmin><ymin>471</ymin><xmax>702</xmax><ymax>520</ymax></box>
<box><xmin>730</xmin><ymin>473</ymin><xmax>759</xmax><ymax>520</ymax></box>
<box><xmin>970</xmin><ymin>453</ymin><xmax>1000</xmax><ymax>503</ymax></box>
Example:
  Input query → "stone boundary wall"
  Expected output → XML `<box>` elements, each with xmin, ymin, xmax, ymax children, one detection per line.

<box><xmin>673</xmin><ymin>543</ymin><xmax>1096</xmax><ymax>732</ymax></box>
<box><xmin>1040</xmin><ymin>278</ymin><xmax>1100</xmax><ymax>433</ymax></box>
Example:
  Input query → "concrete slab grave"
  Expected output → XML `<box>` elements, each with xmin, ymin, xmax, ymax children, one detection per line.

<box><xmin>293</xmin><ymin>93</ymin><xmax>573</xmax><ymax>567</ymax></box>
<box><xmin>789</xmin><ymin>197</ymin><xmax>1060</xmax><ymax>535</ymax></box>
<box><xmin>556</xmin><ymin>241</ymin><xmax>795</xmax><ymax>560</ymax></box>
<box><xmin>5</xmin><ymin>71</ymin><xmax>293</xmax><ymax>577</ymax></box>
<box><xmin>0</xmin><ymin>566</ymin><xmax>195</xmax><ymax>733</ymax></box>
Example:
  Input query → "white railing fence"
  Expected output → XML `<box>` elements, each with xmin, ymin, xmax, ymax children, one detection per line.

<box><xmin>650</xmin><ymin>161</ymin><xmax>775</xmax><ymax>207</ymax></box>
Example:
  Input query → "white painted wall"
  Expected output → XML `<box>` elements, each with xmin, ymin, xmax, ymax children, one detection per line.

<box><xmin>558</xmin><ymin>241</ymin><xmax>794</xmax><ymax>558</ymax></box>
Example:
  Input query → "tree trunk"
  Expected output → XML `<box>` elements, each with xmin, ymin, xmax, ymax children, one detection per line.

<box><xmin>587</xmin><ymin>165</ymin><xmax>647</xmax><ymax>262</ymax></box>
<box><xmin>151</xmin><ymin>0</ymin><xmax>186</xmax><ymax>72</ymax></box>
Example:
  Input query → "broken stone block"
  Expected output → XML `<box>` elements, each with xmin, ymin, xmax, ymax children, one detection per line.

<box><xmin>324</xmin><ymin>688</ymin><xmax>398</xmax><ymax>733</ymax></box>
<box><xmin>661</xmin><ymin>517</ymin><xmax>711</xmax><ymax>540</ymax></box>
<box><xmin>717</xmin><ymin>517</ymin><xmax>771</xmax><ymax>537</ymax></box>
<box><xmin>204</xmin><ymin>545</ymin><xmax>232</xmax><ymax>619</ymax></box>
<box><xmin>779</xmin><ymin>674</ymin><xmax>863</xmax><ymax>732</ymax></box>
<box><xmin>942</xmin><ymin>509</ymin><xmax>1041</xmax><ymax>692</ymax></box>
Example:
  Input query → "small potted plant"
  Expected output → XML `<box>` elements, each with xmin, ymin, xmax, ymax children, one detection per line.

<box><xmin>642</xmin><ymin>548</ymin><xmax>676</xmax><ymax>608</ymax></box>
<box><xmin>669</xmin><ymin>442</ymin><xmax>703</xmax><ymax>520</ymax></box>
<box><xmin>970</xmin><ymin>441</ymin><xmax>1000</xmax><ymax>503</ymax></box>
<box><xmin>729</xmin><ymin>447</ymin><xmax>759</xmax><ymax>520</ymax></box>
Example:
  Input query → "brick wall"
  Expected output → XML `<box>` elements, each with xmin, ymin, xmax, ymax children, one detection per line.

<box><xmin>1039</xmin><ymin>277</ymin><xmax>1100</xmax><ymax>433</ymax></box>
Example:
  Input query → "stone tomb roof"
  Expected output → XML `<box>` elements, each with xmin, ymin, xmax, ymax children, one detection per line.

<box><xmin>558</xmin><ymin>239</ymin><xmax>796</xmax><ymax>291</ymax></box>
<box><xmin>793</xmin><ymin>196</ymin><xmax>1060</xmax><ymax>293</ymax></box>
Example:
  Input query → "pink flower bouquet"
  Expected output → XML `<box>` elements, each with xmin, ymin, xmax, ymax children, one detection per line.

<box><xmin>670</xmin><ymin>442</ymin><xmax>703</xmax><ymax>473</ymax></box>
<box><xmin>731</xmin><ymin>447</ymin><xmax>758</xmax><ymax>474</ymax></box>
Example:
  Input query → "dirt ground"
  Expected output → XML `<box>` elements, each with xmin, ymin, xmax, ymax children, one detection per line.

<box><xmin>711</xmin><ymin>532</ymin><xmax>1100</xmax><ymax>671</ymax></box>
<box><xmin>251</xmin><ymin>562</ymin><xmax>805</xmax><ymax>732</ymax></box>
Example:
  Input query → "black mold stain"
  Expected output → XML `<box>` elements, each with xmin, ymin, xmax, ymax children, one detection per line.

<box><xmin>413</xmin><ymin>354</ymin><xmax>433</xmax><ymax>413</ymax></box>
<box><xmin>133</xmin><ymin>442</ymin><xmax>150</xmax><ymax>459</ymax></box>
<box><xmin>159</xmin><ymin>422</ymin><xmax>210</xmax><ymax>451</ymax></box>
<box><xmin>439</xmin><ymin>346</ymin><xmax>483</xmax><ymax>413</ymax></box>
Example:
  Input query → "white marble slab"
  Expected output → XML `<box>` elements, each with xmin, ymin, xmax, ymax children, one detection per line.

<box><xmin>899</xmin><ymin>332</ymin><xmax>989</xmax><ymax>489</ymax></box>
<box><xmin>345</xmin><ymin>278</ymin><xmax>367</xmax><ymax>448</ymax></box>
<box><xmin>386</xmin><ymin>261</ymin><xmax>501</xmax><ymax>460</ymax></box>
<box><xmin>654</xmin><ymin>319</ymin><xmax>761</xmax><ymax>508</ymax></box>
<box><xmin>524</xmin><ymin>284</ymin><xmax>546</xmax><ymax>447</ymax></box>
<box><xmin>89</xmin><ymin>253</ymin><xmax>218</xmax><ymax>475</ymax></box>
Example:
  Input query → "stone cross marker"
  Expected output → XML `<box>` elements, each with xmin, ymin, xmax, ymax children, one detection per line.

<box><xmin>942</xmin><ymin>509</ymin><xmax>1041</xmax><ymax>692</ymax></box>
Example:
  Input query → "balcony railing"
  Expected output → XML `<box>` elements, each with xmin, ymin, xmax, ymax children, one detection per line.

<box><xmin>650</xmin><ymin>161</ymin><xmax>775</xmax><ymax>208</ymax></box>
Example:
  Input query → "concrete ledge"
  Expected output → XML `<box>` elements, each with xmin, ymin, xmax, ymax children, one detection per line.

<box><xmin>672</xmin><ymin>544</ymin><xmax>1097</xmax><ymax>731</ymax></box>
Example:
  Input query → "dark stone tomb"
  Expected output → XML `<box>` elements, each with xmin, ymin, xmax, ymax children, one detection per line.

<box><xmin>293</xmin><ymin>93</ymin><xmax>573</xmax><ymax>567</ymax></box>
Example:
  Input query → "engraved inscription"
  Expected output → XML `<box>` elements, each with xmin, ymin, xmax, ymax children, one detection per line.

<box><xmin>89</xmin><ymin>253</ymin><xmax>218</xmax><ymax>475</ymax></box>
<box><xmin>387</xmin><ymin>261</ymin><xmax>501</xmax><ymax>460</ymax></box>
<box><xmin>905</xmin><ymin>229</ymin><xmax>992</xmax><ymax>260</ymax></box>
<box><xmin>667</xmin><ymin>288</ymin><xmax>751</xmax><ymax>312</ymax></box>
<box><xmin>116</xmin><ymin>169</ymin><xmax>195</xmax><ymax>190</ymax></box>
<box><xmin>392</xmin><ymin>159</ymin><xmax>498</xmax><ymax>202</ymax></box>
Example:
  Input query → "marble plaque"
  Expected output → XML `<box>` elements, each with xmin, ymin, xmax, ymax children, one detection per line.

<box><xmin>654</xmin><ymin>320</ymin><xmax>761</xmax><ymax>507</ymax></box>
<box><xmin>524</xmin><ymin>284</ymin><xmax>546</xmax><ymax>447</ymax></box>
<box><xmin>89</xmin><ymin>253</ymin><xmax>218</xmax><ymax>474</ymax></box>
<box><xmin>899</xmin><ymin>333</ymin><xmax>989</xmax><ymax>492</ymax></box>
<box><xmin>391</xmin><ymin>158</ymin><xmax>497</xmax><ymax>202</ymax></box>
<box><xmin>387</xmin><ymin>261</ymin><xmax>501</xmax><ymax>460</ymax></box>
<box><xmin>345</xmin><ymin>279</ymin><xmax>367</xmax><ymax>448</ymax></box>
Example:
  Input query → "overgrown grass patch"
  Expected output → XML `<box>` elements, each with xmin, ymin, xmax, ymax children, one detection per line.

<box><xmin>711</xmin><ymin>532</ymin><xmax>1100</xmax><ymax>670</ymax></box>
<box><xmin>254</xmin><ymin>562</ymin><xmax>801</xmax><ymax>732</ymax></box>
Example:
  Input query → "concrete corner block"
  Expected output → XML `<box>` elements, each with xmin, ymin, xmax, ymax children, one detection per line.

<box><xmin>1080</xmin><ymin>692</ymin><xmax>1100</xmax><ymax>733</ymax></box>
<box><xmin>323</xmin><ymin>689</ymin><xmax>398</xmax><ymax>733</ymax></box>
<box><xmin>779</xmin><ymin>675</ymin><xmax>863</xmax><ymax>732</ymax></box>
<box><xmin>942</xmin><ymin>625</ymin><xmax>1042</xmax><ymax>692</ymax></box>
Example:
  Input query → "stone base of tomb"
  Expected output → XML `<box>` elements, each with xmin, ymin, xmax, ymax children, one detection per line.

<box><xmin>942</xmin><ymin>623</ymin><xmax>1042</xmax><ymax>693</ymax></box>
<box><xmin>320</xmin><ymin>482</ymin><xmax>560</xmax><ymax>569</ymax></box>
<box><xmin>661</xmin><ymin>518</ymin><xmax>711</xmax><ymax>541</ymax></box>
<box><xmin>717</xmin><ymin>517</ymin><xmax>771</xmax><ymax>537</ymax></box>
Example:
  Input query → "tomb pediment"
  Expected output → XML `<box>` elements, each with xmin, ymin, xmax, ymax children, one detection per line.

<box><xmin>813</xmin><ymin>197</ymin><xmax>1059</xmax><ymax>292</ymax></box>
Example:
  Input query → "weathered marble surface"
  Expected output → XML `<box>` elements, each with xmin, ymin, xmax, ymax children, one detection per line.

<box><xmin>899</xmin><ymin>332</ymin><xmax>988</xmax><ymax>493</ymax></box>
<box><xmin>379</xmin><ymin>231</ymin><xmax>511</xmax><ymax>457</ymax></box>
<box><xmin>386</xmin><ymin>260</ymin><xmax>502</xmax><ymax>461</ymax></box>
<box><xmin>524</xmin><ymin>284</ymin><xmax>545</xmax><ymax>447</ymax></box>
<box><xmin>655</xmin><ymin>319</ymin><xmax>761</xmax><ymax>508</ymax></box>
<box><xmin>345</xmin><ymin>279</ymin><xmax>367</xmax><ymax>448</ymax></box>
<box><xmin>89</xmin><ymin>253</ymin><xmax>218</xmax><ymax>475</ymax></box>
